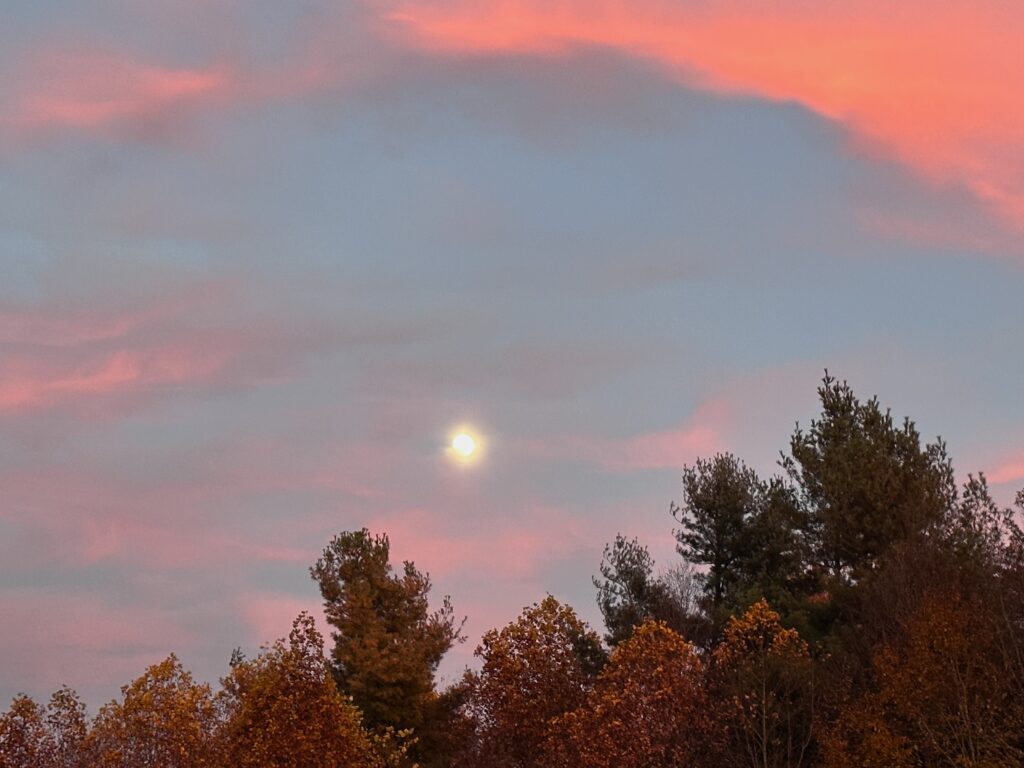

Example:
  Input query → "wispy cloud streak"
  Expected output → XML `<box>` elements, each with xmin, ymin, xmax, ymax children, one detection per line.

<box><xmin>382</xmin><ymin>0</ymin><xmax>1024</xmax><ymax>232</ymax></box>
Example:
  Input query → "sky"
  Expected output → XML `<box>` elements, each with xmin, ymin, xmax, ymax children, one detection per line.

<box><xmin>1</xmin><ymin>0</ymin><xmax>1023</xmax><ymax>707</ymax></box>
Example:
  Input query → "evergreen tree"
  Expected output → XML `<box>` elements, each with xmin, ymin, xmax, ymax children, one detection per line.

<box><xmin>310</xmin><ymin>529</ymin><xmax>463</xmax><ymax>740</ymax></box>
<box><xmin>739</xmin><ymin>479</ymin><xmax>812</xmax><ymax>608</ymax></box>
<box><xmin>783</xmin><ymin>373</ymin><xmax>956</xmax><ymax>583</ymax></box>
<box><xmin>672</xmin><ymin>453</ymin><xmax>761</xmax><ymax>610</ymax></box>
<box><xmin>594</xmin><ymin>535</ymin><xmax>693</xmax><ymax>645</ymax></box>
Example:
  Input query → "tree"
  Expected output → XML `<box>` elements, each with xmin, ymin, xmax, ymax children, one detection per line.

<box><xmin>674</xmin><ymin>454</ymin><xmax>761</xmax><ymax>611</ymax></box>
<box><xmin>593</xmin><ymin>534</ymin><xmax>702</xmax><ymax>645</ymax></box>
<box><xmin>658</xmin><ymin>559</ymin><xmax>714</xmax><ymax>645</ymax></box>
<box><xmin>673</xmin><ymin>455</ymin><xmax>810</xmax><ymax>631</ymax></box>
<box><xmin>310</xmin><ymin>529</ymin><xmax>463</xmax><ymax>740</ymax></box>
<box><xmin>783</xmin><ymin>373</ymin><xmax>956</xmax><ymax>582</ymax></box>
<box><xmin>219</xmin><ymin>613</ymin><xmax>378</xmax><ymax>768</ymax></box>
<box><xmin>0</xmin><ymin>688</ymin><xmax>88</xmax><ymax>768</ymax></box>
<box><xmin>594</xmin><ymin>534</ymin><xmax>663</xmax><ymax>645</ymax></box>
<box><xmin>822</xmin><ymin>590</ymin><xmax>1024</xmax><ymax>768</ymax></box>
<box><xmin>43</xmin><ymin>688</ymin><xmax>88</xmax><ymax>768</ymax></box>
<box><xmin>0</xmin><ymin>695</ymin><xmax>51</xmax><ymax>768</ymax></box>
<box><xmin>711</xmin><ymin>600</ymin><xmax>816</xmax><ymax>768</ymax></box>
<box><xmin>546</xmin><ymin>620</ymin><xmax>717</xmax><ymax>768</ymax></box>
<box><xmin>413</xmin><ymin>681</ymin><xmax>475</xmax><ymax>768</ymax></box>
<box><xmin>819</xmin><ymin>693</ymin><xmax>913</xmax><ymax>768</ymax></box>
<box><xmin>458</xmin><ymin>596</ymin><xmax>605</xmax><ymax>768</ymax></box>
<box><xmin>660</xmin><ymin>560</ymin><xmax>703</xmax><ymax>618</ymax></box>
<box><xmin>740</xmin><ymin>479</ymin><xmax>811</xmax><ymax>606</ymax></box>
<box><xmin>945</xmin><ymin>473</ymin><xmax>1024</xmax><ymax>570</ymax></box>
<box><xmin>86</xmin><ymin>655</ymin><xmax>219</xmax><ymax>768</ymax></box>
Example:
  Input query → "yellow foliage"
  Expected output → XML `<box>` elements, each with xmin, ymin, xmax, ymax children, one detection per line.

<box><xmin>711</xmin><ymin>600</ymin><xmax>815</xmax><ymax>768</ymax></box>
<box><xmin>219</xmin><ymin>613</ymin><xmax>378</xmax><ymax>768</ymax></box>
<box><xmin>86</xmin><ymin>655</ymin><xmax>220</xmax><ymax>768</ymax></box>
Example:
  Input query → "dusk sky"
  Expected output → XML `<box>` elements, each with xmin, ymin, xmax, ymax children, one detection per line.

<box><xmin>2</xmin><ymin>1</ymin><xmax>1023</xmax><ymax>707</ymax></box>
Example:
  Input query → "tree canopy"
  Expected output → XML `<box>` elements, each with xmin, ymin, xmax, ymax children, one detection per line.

<box><xmin>4</xmin><ymin>373</ymin><xmax>1023</xmax><ymax>768</ymax></box>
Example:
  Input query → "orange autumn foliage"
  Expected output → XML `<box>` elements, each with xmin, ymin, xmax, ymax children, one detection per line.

<box><xmin>0</xmin><ymin>695</ymin><xmax>50</xmax><ymax>768</ymax></box>
<box><xmin>458</xmin><ymin>596</ymin><xmax>604</xmax><ymax>768</ymax></box>
<box><xmin>218</xmin><ymin>613</ymin><xmax>378</xmax><ymax>768</ymax></box>
<box><xmin>0</xmin><ymin>688</ymin><xmax>89</xmax><ymax>768</ymax></box>
<box><xmin>86</xmin><ymin>655</ymin><xmax>220</xmax><ymax>768</ymax></box>
<box><xmin>711</xmin><ymin>599</ymin><xmax>816</xmax><ymax>768</ymax></box>
<box><xmin>545</xmin><ymin>620</ymin><xmax>717</xmax><ymax>768</ymax></box>
<box><xmin>822</xmin><ymin>590</ymin><xmax>1024</xmax><ymax>768</ymax></box>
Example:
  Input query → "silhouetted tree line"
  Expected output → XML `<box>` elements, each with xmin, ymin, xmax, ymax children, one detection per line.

<box><xmin>3</xmin><ymin>374</ymin><xmax>1024</xmax><ymax>767</ymax></box>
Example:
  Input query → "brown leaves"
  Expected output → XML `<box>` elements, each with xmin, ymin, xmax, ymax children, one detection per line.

<box><xmin>2</xmin><ymin>614</ymin><xmax>380</xmax><ymax>768</ymax></box>
<box><xmin>459</xmin><ymin>596</ymin><xmax>604</xmax><ymax>768</ymax></box>
<box><xmin>0</xmin><ymin>695</ymin><xmax>50</xmax><ymax>768</ymax></box>
<box><xmin>545</xmin><ymin>620</ymin><xmax>716</xmax><ymax>768</ymax></box>
<box><xmin>822</xmin><ymin>590</ymin><xmax>1024</xmax><ymax>768</ymax></box>
<box><xmin>0</xmin><ymin>688</ymin><xmax>89</xmax><ymax>768</ymax></box>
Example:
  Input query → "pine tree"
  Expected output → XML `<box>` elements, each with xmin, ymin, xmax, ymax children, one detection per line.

<box><xmin>783</xmin><ymin>373</ymin><xmax>956</xmax><ymax>582</ymax></box>
<box><xmin>310</xmin><ymin>529</ymin><xmax>463</xmax><ymax>738</ymax></box>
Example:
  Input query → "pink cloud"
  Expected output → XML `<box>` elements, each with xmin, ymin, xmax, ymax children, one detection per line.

<box><xmin>0</xmin><ymin>418</ymin><xmax>404</xmax><ymax>576</ymax></box>
<box><xmin>367</xmin><ymin>505</ymin><xmax>592</xmax><ymax>581</ymax></box>
<box><xmin>2</xmin><ymin>48</ymin><xmax>232</xmax><ymax>144</ymax></box>
<box><xmin>9</xmin><ymin>1</ymin><xmax>1023</xmax><ymax>239</ymax></box>
<box><xmin>988</xmin><ymin>453</ymin><xmax>1024</xmax><ymax>487</ymax></box>
<box><xmin>0</xmin><ymin>281</ymin><xmax>320</xmax><ymax>420</ymax></box>
<box><xmin>0</xmin><ymin>345</ymin><xmax>226</xmax><ymax>412</ymax></box>
<box><xmin>0</xmin><ymin>462</ymin><xmax>316</xmax><ymax>570</ymax></box>
<box><xmin>239</xmin><ymin>593</ymin><xmax>326</xmax><ymax>648</ymax></box>
<box><xmin>1</xmin><ymin>22</ymin><xmax>367</xmax><ymax>148</ymax></box>
<box><xmin>0</xmin><ymin>389</ymin><xmax>430</xmax><ymax>578</ymax></box>
<box><xmin>0</xmin><ymin>589</ymin><xmax>195</xmax><ymax>697</ymax></box>
<box><xmin>521</xmin><ymin>396</ymin><xmax>728</xmax><ymax>471</ymax></box>
<box><xmin>857</xmin><ymin>208</ymin><xmax>1020</xmax><ymax>259</ymax></box>
<box><xmin>21</xmin><ymin>56</ymin><xmax>227</xmax><ymax>129</ymax></box>
<box><xmin>381</xmin><ymin>0</ymin><xmax>1024</xmax><ymax>234</ymax></box>
<box><xmin>0</xmin><ymin>306</ymin><xmax>149</xmax><ymax>347</ymax></box>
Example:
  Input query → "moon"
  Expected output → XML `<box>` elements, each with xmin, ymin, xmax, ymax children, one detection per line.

<box><xmin>452</xmin><ymin>433</ymin><xmax>476</xmax><ymax>457</ymax></box>
<box><xmin>447</xmin><ymin>426</ymin><xmax>484</xmax><ymax>465</ymax></box>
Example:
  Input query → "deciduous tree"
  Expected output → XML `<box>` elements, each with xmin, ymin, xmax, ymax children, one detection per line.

<box><xmin>711</xmin><ymin>600</ymin><xmax>816</xmax><ymax>768</ymax></box>
<box><xmin>458</xmin><ymin>596</ymin><xmax>604</xmax><ymax>768</ymax></box>
<box><xmin>822</xmin><ymin>590</ymin><xmax>1024</xmax><ymax>768</ymax></box>
<box><xmin>218</xmin><ymin>612</ymin><xmax>377</xmax><ymax>768</ymax></box>
<box><xmin>0</xmin><ymin>695</ymin><xmax>51</xmax><ymax>768</ymax></box>
<box><xmin>86</xmin><ymin>655</ymin><xmax>219</xmax><ymax>768</ymax></box>
<box><xmin>546</xmin><ymin>620</ymin><xmax>716</xmax><ymax>768</ymax></box>
<box><xmin>43</xmin><ymin>688</ymin><xmax>87</xmax><ymax>768</ymax></box>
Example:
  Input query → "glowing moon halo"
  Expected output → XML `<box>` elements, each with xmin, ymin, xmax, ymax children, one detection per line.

<box><xmin>446</xmin><ymin>426</ymin><xmax>484</xmax><ymax>465</ymax></box>
<box><xmin>452</xmin><ymin>433</ymin><xmax>476</xmax><ymax>457</ymax></box>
